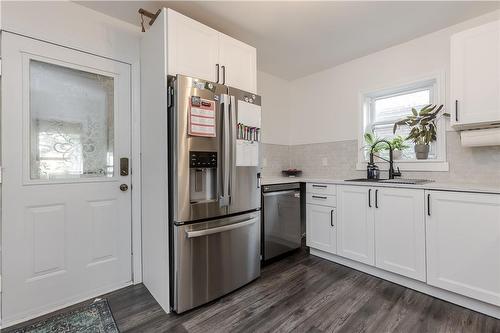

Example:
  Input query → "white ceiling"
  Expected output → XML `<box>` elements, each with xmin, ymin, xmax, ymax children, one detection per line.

<box><xmin>77</xmin><ymin>1</ymin><xmax>500</xmax><ymax>80</ymax></box>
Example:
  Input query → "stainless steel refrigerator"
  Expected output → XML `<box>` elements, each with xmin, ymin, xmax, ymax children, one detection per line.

<box><xmin>167</xmin><ymin>75</ymin><xmax>262</xmax><ymax>313</ymax></box>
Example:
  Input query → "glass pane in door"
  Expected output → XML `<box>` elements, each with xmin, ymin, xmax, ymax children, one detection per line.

<box><xmin>30</xmin><ymin>60</ymin><xmax>114</xmax><ymax>180</ymax></box>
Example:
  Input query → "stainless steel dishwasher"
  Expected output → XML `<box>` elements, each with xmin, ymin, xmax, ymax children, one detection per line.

<box><xmin>262</xmin><ymin>183</ymin><xmax>302</xmax><ymax>262</ymax></box>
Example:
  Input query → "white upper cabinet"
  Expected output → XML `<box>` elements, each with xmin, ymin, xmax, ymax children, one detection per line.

<box><xmin>167</xmin><ymin>10</ymin><xmax>219</xmax><ymax>83</ymax></box>
<box><xmin>426</xmin><ymin>190</ymin><xmax>500</xmax><ymax>306</ymax></box>
<box><xmin>374</xmin><ymin>188</ymin><xmax>426</xmax><ymax>282</ymax></box>
<box><xmin>166</xmin><ymin>9</ymin><xmax>257</xmax><ymax>92</ymax></box>
<box><xmin>451</xmin><ymin>20</ymin><xmax>500</xmax><ymax>129</ymax></box>
<box><xmin>218</xmin><ymin>34</ymin><xmax>257</xmax><ymax>93</ymax></box>
<box><xmin>337</xmin><ymin>185</ymin><xmax>375</xmax><ymax>265</ymax></box>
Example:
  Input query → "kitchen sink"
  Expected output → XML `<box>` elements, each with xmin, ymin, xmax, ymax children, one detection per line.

<box><xmin>345</xmin><ymin>178</ymin><xmax>434</xmax><ymax>185</ymax></box>
<box><xmin>345</xmin><ymin>178</ymin><xmax>384</xmax><ymax>182</ymax></box>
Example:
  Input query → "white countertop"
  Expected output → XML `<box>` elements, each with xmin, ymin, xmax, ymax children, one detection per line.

<box><xmin>262</xmin><ymin>177</ymin><xmax>500</xmax><ymax>194</ymax></box>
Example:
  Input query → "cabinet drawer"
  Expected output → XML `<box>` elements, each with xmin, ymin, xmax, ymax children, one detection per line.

<box><xmin>306</xmin><ymin>193</ymin><xmax>336</xmax><ymax>206</ymax></box>
<box><xmin>306</xmin><ymin>183</ymin><xmax>336</xmax><ymax>195</ymax></box>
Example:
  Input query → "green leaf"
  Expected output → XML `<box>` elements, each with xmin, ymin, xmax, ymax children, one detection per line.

<box><xmin>419</xmin><ymin>104</ymin><xmax>432</xmax><ymax>115</ymax></box>
<box><xmin>412</xmin><ymin>108</ymin><xmax>418</xmax><ymax>116</ymax></box>
<box><xmin>420</xmin><ymin>105</ymin><xmax>436</xmax><ymax>115</ymax></box>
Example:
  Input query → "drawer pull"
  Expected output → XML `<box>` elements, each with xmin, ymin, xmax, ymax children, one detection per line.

<box><xmin>312</xmin><ymin>195</ymin><xmax>327</xmax><ymax>199</ymax></box>
<box><xmin>312</xmin><ymin>184</ymin><xmax>327</xmax><ymax>188</ymax></box>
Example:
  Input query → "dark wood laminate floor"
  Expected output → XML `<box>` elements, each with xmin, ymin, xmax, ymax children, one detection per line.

<box><xmin>7</xmin><ymin>251</ymin><xmax>500</xmax><ymax>332</ymax></box>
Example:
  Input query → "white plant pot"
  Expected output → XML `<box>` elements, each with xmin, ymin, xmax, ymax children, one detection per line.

<box><xmin>392</xmin><ymin>150</ymin><xmax>402</xmax><ymax>160</ymax></box>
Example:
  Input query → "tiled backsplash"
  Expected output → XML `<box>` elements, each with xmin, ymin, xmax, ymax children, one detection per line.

<box><xmin>262</xmin><ymin>131</ymin><xmax>500</xmax><ymax>185</ymax></box>
<box><xmin>260</xmin><ymin>143</ymin><xmax>291</xmax><ymax>178</ymax></box>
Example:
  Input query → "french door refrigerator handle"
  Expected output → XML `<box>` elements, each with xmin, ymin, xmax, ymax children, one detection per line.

<box><xmin>230</xmin><ymin>95</ymin><xmax>237</xmax><ymax>202</ymax></box>
<box><xmin>219</xmin><ymin>94</ymin><xmax>231</xmax><ymax>207</ymax></box>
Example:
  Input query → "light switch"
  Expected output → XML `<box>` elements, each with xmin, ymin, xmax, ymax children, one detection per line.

<box><xmin>321</xmin><ymin>157</ymin><xmax>328</xmax><ymax>166</ymax></box>
<box><xmin>262</xmin><ymin>158</ymin><xmax>268</xmax><ymax>167</ymax></box>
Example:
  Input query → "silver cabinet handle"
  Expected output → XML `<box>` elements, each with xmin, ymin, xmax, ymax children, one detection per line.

<box><xmin>186</xmin><ymin>218</ymin><xmax>257</xmax><ymax>238</ymax></box>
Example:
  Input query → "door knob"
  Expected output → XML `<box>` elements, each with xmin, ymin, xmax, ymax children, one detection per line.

<box><xmin>120</xmin><ymin>184</ymin><xmax>129</xmax><ymax>192</ymax></box>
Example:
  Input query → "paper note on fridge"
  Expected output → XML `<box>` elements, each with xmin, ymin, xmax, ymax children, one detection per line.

<box><xmin>238</xmin><ymin>100</ymin><xmax>261</xmax><ymax>128</ymax></box>
<box><xmin>236</xmin><ymin>140</ymin><xmax>259</xmax><ymax>166</ymax></box>
<box><xmin>189</xmin><ymin>98</ymin><xmax>216</xmax><ymax>137</ymax></box>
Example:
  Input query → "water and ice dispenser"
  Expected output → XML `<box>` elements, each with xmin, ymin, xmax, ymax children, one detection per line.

<box><xmin>189</xmin><ymin>151</ymin><xmax>217</xmax><ymax>203</ymax></box>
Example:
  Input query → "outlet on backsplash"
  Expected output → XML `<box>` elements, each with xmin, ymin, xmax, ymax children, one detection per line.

<box><xmin>262</xmin><ymin>158</ymin><xmax>268</xmax><ymax>167</ymax></box>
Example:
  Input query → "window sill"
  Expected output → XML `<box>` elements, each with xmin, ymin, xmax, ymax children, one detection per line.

<box><xmin>356</xmin><ymin>160</ymin><xmax>449</xmax><ymax>172</ymax></box>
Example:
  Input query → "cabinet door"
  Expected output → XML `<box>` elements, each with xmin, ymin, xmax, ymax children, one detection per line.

<box><xmin>167</xmin><ymin>9</ymin><xmax>219</xmax><ymax>82</ymax></box>
<box><xmin>337</xmin><ymin>186</ymin><xmax>374</xmax><ymax>265</ymax></box>
<box><xmin>426</xmin><ymin>191</ymin><xmax>500</xmax><ymax>306</ymax></box>
<box><xmin>306</xmin><ymin>204</ymin><xmax>336</xmax><ymax>254</ymax></box>
<box><xmin>218</xmin><ymin>33</ymin><xmax>257</xmax><ymax>93</ymax></box>
<box><xmin>374</xmin><ymin>188</ymin><xmax>426</xmax><ymax>281</ymax></box>
<box><xmin>451</xmin><ymin>20</ymin><xmax>500</xmax><ymax>128</ymax></box>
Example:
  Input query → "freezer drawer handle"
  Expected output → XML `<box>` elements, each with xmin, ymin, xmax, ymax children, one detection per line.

<box><xmin>185</xmin><ymin>217</ymin><xmax>258</xmax><ymax>238</ymax></box>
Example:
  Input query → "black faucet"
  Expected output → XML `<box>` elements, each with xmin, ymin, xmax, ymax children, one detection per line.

<box><xmin>370</xmin><ymin>139</ymin><xmax>402</xmax><ymax>180</ymax></box>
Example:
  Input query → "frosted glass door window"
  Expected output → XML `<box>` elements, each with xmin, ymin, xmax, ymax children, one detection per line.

<box><xmin>30</xmin><ymin>60</ymin><xmax>114</xmax><ymax>180</ymax></box>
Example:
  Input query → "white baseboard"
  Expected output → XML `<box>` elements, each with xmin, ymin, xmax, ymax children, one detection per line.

<box><xmin>310</xmin><ymin>248</ymin><xmax>500</xmax><ymax>319</ymax></box>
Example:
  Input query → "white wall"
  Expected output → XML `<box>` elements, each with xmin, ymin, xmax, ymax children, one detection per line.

<box><xmin>257</xmin><ymin>70</ymin><xmax>291</xmax><ymax>145</ymax></box>
<box><xmin>288</xmin><ymin>10</ymin><xmax>500</xmax><ymax>145</ymax></box>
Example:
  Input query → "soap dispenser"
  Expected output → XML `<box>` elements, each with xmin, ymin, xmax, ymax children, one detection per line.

<box><xmin>367</xmin><ymin>162</ymin><xmax>380</xmax><ymax>180</ymax></box>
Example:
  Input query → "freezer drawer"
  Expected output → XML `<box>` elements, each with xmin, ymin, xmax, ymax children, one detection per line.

<box><xmin>173</xmin><ymin>211</ymin><xmax>261</xmax><ymax>313</ymax></box>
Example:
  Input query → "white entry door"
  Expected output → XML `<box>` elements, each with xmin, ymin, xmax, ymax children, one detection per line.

<box><xmin>1</xmin><ymin>33</ymin><xmax>132</xmax><ymax>324</ymax></box>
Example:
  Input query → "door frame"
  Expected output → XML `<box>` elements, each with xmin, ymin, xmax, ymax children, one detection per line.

<box><xmin>0</xmin><ymin>30</ymin><xmax>143</xmax><ymax>325</ymax></box>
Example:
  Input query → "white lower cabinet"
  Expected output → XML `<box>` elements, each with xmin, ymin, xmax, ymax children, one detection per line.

<box><xmin>337</xmin><ymin>185</ymin><xmax>375</xmax><ymax>265</ymax></box>
<box><xmin>306</xmin><ymin>204</ymin><xmax>336</xmax><ymax>253</ymax></box>
<box><xmin>336</xmin><ymin>185</ymin><xmax>426</xmax><ymax>279</ymax></box>
<box><xmin>374</xmin><ymin>188</ymin><xmax>426</xmax><ymax>281</ymax></box>
<box><xmin>426</xmin><ymin>190</ymin><xmax>500</xmax><ymax>306</ymax></box>
<box><xmin>309</xmin><ymin>183</ymin><xmax>500</xmax><ymax>315</ymax></box>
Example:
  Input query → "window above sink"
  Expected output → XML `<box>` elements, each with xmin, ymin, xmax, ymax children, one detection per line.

<box><xmin>358</xmin><ymin>72</ymin><xmax>449</xmax><ymax>172</ymax></box>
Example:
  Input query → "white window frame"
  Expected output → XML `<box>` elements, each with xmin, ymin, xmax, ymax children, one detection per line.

<box><xmin>357</xmin><ymin>71</ymin><xmax>449</xmax><ymax>172</ymax></box>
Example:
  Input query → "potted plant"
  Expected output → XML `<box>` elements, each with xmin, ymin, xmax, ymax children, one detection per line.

<box><xmin>363</xmin><ymin>132</ymin><xmax>389</xmax><ymax>161</ymax></box>
<box><xmin>390</xmin><ymin>135</ymin><xmax>410</xmax><ymax>160</ymax></box>
<box><xmin>393</xmin><ymin>104</ymin><xmax>449</xmax><ymax>159</ymax></box>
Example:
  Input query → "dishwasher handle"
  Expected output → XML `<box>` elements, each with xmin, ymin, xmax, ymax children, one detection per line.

<box><xmin>263</xmin><ymin>189</ymin><xmax>300</xmax><ymax>197</ymax></box>
<box><xmin>185</xmin><ymin>217</ymin><xmax>258</xmax><ymax>238</ymax></box>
